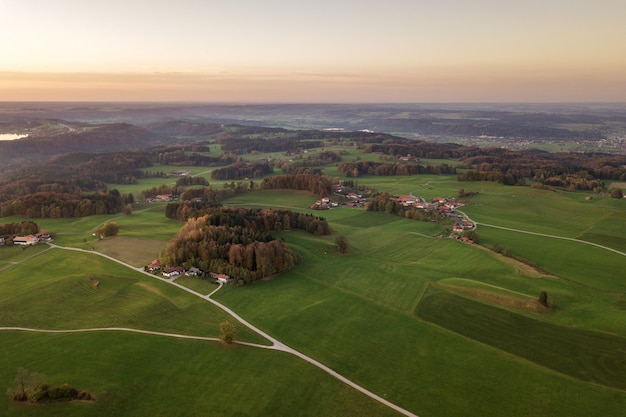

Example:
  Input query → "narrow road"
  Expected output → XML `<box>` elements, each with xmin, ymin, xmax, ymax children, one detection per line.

<box><xmin>39</xmin><ymin>242</ymin><xmax>419</xmax><ymax>417</ymax></box>
<box><xmin>453</xmin><ymin>210</ymin><xmax>625</xmax><ymax>256</ymax></box>
<box><xmin>477</xmin><ymin>223</ymin><xmax>626</xmax><ymax>257</ymax></box>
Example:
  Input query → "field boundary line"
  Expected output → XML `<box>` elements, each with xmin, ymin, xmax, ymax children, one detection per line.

<box><xmin>477</xmin><ymin>223</ymin><xmax>626</xmax><ymax>257</ymax></box>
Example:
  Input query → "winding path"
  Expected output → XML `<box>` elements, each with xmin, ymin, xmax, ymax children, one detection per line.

<box><xmin>4</xmin><ymin>242</ymin><xmax>420</xmax><ymax>417</ymax></box>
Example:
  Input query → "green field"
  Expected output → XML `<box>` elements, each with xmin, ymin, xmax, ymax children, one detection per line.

<box><xmin>1</xmin><ymin>165</ymin><xmax>625</xmax><ymax>416</ymax></box>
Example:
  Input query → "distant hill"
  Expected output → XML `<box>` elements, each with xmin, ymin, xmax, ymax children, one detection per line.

<box><xmin>0</xmin><ymin>122</ymin><xmax>166</xmax><ymax>174</ymax></box>
<box><xmin>145</xmin><ymin>121</ymin><xmax>224</xmax><ymax>137</ymax></box>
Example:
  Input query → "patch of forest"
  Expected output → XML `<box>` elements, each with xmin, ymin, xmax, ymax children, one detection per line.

<box><xmin>261</xmin><ymin>174</ymin><xmax>333</xmax><ymax>197</ymax></box>
<box><xmin>160</xmin><ymin>207</ymin><xmax>331</xmax><ymax>284</ymax></box>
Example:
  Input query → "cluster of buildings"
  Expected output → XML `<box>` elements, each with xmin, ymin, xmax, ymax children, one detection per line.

<box><xmin>389</xmin><ymin>195</ymin><xmax>464</xmax><ymax>212</ymax></box>
<box><xmin>145</xmin><ymin>259</ymin><xmax>231</xmax><ymax>283</ymax></box>
<box><xmin>145</xmin><ymin>194</ymin><xmax>178</xmax><ymax>203</ymax></box>
<box><xmin>389</xmin><ymin>195</ymin><xmax>476</xmax><ymax>235</ymax></box>
<box><xmin>0</xmin><ymin>231</ymin><xmax>52</xmax><ymax>247</ymax></box>
<box><xmin>169</xmin><ymin>170</ymin><xmax>190</xmax><ymax>176</ymax></box>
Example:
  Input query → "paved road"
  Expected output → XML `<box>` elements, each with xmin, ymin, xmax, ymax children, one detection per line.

<box><xmin>36</xmin><ymin>242</ymin><xmax>420</xmax><ymax>417</ymax></box>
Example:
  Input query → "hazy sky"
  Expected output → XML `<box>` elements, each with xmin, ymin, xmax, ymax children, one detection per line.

<box><xmin>1</xmin><ymin>0</ymin><xmax>625</xmax><ymax>102</ymax></box>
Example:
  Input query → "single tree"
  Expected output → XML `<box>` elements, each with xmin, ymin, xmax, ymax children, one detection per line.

<box><xmin>609</xmin><ymin>188</ymin><xmax>624</xmax><ymax>199</ymax></box>
<box><xmin>335</xmin><ymin>235</ymin><xmax>350</xmax><ymax>254</ymax></box>
<box><xmin>539</xmin><ymin>291</ymin><xmax>552</xmax><ymax>308</ymax></box>
<box><xmin>219</xmin><ymin>321</ymin><xmax>236</xmax><ymax>344</ymax></box>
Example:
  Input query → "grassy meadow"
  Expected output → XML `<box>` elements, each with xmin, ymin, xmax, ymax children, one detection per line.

<box><xmin>1</xmin><ymin>148</ymin><xmax>625</xmax><ymax>416</ymax></box>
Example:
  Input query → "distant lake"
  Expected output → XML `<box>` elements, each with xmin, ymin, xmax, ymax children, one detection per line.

<box><xmin>0</xmin><ymin>133</ymin><xmax>28</xmax><ymax>140</ymax></box>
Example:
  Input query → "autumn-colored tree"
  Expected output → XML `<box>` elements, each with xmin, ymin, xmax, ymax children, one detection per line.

<box><xmin>219</xmin><ymin>321</ymin><xmax>236</xmax><ymax>344</ymax></box>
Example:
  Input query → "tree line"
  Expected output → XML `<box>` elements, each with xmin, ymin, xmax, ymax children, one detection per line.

<box><xmin>217</xmin><ymin>135</ymin><xmax>323</xmax><ymax>154</ymax></box>
<box><xmin>0</xmin><ymin>221</ymin><xmax>39</xmax><ymax>236</ymax></box>
<box><xmin>261</xmin><ymin>174</ymin><xmax>332</xmax><ymax>197</ymax></box>
<box><xmin>210</xmin><ymin>162</ymin><xmax>273</xmax><ymax>180</ymax></box>
<box><xmin>338</xmin><ymin>161</ymin><xmax>456</xmax><ymax>177</ymax></box>
<box><xmin>165</xmin><ymin>205</ymin><xmax>332</xmax><ymax>236</ymax></box>
<box><xmin>0</xmin><ymin>190</ymin><xmax>126</xmax><ymax>218</ymax></box>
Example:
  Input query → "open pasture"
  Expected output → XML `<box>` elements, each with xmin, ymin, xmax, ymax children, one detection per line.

<box><xmin>0</xmin><ymin>249</ymin><xmax>265</xmax><ymax>343</ymax></box>
<box><xmin>477</xmin><ymin>226</ymin><xmax>626</xmax><ymax>293</ymax></box>
<box><xmin>416</xmin><ymin>286</ymin><xmax>626</xmax><ymax>390</ymax></box>
<box><xmin>216</xmin><ymin>244</ymin><xmax>626</xmax><ymax>417</ymax></box>
<box><xmin>0</xmin><ymin>331</ymin><xmax>401</xmax><ymax>417</ymax></box>
<box><xmin>2</xmin><ymin>167</ymin><xmax>626</xmax><ymax>417</ymax></box>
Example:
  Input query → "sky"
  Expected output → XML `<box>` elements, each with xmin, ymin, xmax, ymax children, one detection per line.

<box><xmin>1</xmin><ymin>0</ymin><xmax>625</xmax><ymax>102</ymax></box>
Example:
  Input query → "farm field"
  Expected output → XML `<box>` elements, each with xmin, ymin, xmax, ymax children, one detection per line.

<box><xmin>1</xmin><ymin>166</ymin><xmax>625</xmax><ymax>416</ymax></box>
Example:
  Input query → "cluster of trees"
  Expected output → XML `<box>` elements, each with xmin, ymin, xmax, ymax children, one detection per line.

<box><xmin>261</xmin><ymin>174</ymin><xmax>332</xmax><ymax>196</ymax></box>
<box><xmin>0</xmin><ymin>220</ymin><xmax>39</xmax><ymax>236</ymax></box>
<box><xmin>40</xmin><ymin>151</ymin><xmax>156</xmax><ymax>185</ymax></box>
<box><xmin>156</xmin><ymin>147</ymin><xmax>238</xmax><ymax>167</ymax></box>
<box><xmin>279</xmin><ymin>164</ymin><xmax>323</xmax><ymax>175</ymax></box>
<box><xmin>274</xmin><ymin>150</ymin><xmax>343</xmax><ymax>176</ymax></box>
<box><xmin>93</xmin><ymin>222</ymin><xmax>119</xmax><ymax>238</ymax></box>
<box><xmin>362</xmin><ymin>141</ymin><xmax>474</xmax><ymax>159</ymax></box>
<box><xmin>11</xmin><ymin>368</ymin><xmax>93</xmax><ymax>404</ymax></box>
<box><xmin>217</xmin><ymin>135</ymin><xmax>323</xmax><ymax>154</ymax></box>
<box><xmin>542</xmin><ymin>175</ymin><xmax>605</xmax><ymax>192</ymax></box>
<box><xmin>175</xmin><ymin>176</ymin><xmax>209</xmax><ymax>187</ymax></box>
<box><xmin>0</xmin><ymin>190</ymin><xmax>126</xmax><ymax>218</ymax></box>
<box><xmin>0</xmin><ymin>173</ymin><xmax>108</xmax><ymax>204</ymax></box>
<box><xmin>338</xmin><ymin>161</ymin><xmax>456</xmax><ymax>177</ymax></box>
<box><xmin>457</xmin><ymin>170</ymin><xmax>526</xmax><ymax>186</ymax></box>
<box><xmin>160</xmin><ymin>218</ymin><xmax>299</xmax><ymax>285</ymax></box>
<box><xmin>286</xmin><ymin>150</ymin><xmax>343</xmax><ymax>166</ymax></box>
<box><xmin>165</xmin><ymin>205</ymin><xmax>332</xmax><ymax>236</ymax></box>
<box><xmin>210</xmin><ymin>162</ymin><xmax>273</xmax><ymax>180</ymax></box>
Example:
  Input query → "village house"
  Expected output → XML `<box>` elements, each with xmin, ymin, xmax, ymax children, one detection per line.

<box><xmin>185</xmin><ymin>267</ymin><xmax>202</xmax><ymax>277</ymax></box>
<box><xmin>390</xmin><ymin>195</ymin><xmax>418</xmax><ymax>207</ymax></box>
<box><xmin>453</xmin><ymin>223</ymin><xmax>465</xmax><ymax>233</ymax></box>
<box><xmin>155</xmin><ymin>194</ymin><xmax>175</xmax><ymax>202</ymax></box>
<box><xmin>146</xmin><ymin>194</ymin><xmax>178</xmax><ymax>203</ymax></box>
<box><xmin>12</xmin><ymin>235</ymin><xmax>39</xmax><ymax>246</ymax></box>
<box><xmin>169</xmin><ymin>170</ymin><xmax>189</xmax><ymax>176</ymax></box>
<box><xmin>162</xmin><ymin>266</ymin><xmax>184</xmax><ymax>278</ymax></box>
<box><xmin>209</xmin><ymin>272</ymin><xmax>231</xmax><ymax>283</ymax></box>
<box><xmin>35</xmin><ymin>231</ymin><xmax>52</xmax><ymax>241</ymax></box>
<box><xmin>147</xmin><ymin>259</ymin><xmax>161</xmax><ymax>272</ymax></box>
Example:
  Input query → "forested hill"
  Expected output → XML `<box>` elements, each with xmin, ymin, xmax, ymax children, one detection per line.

<box><xmin>0</xmin><ymin>122</ymin><xmax>166</xmax><ymax>174</ymax></box>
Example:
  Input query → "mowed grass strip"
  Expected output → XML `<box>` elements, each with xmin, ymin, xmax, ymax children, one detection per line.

<box><xmin>415</xmin><ymin>286</ymin><xmax>626</xmax><ymax>390</ymax></box>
